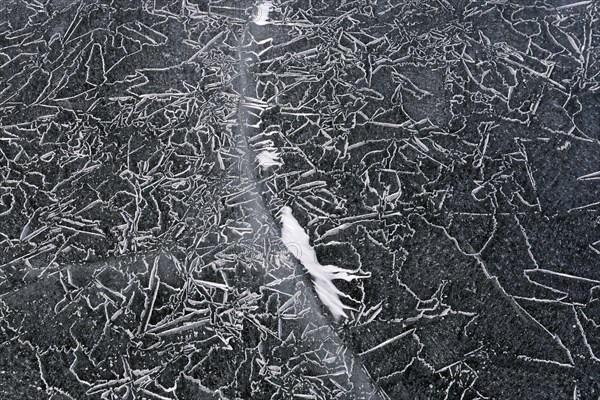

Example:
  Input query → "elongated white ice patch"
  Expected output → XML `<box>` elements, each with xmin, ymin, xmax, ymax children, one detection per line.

<box><xmin>256</xmin><ymin>149</ymin><xmax>282</xmax><ymax>171</ymax></box>
<box><xmin>252</xmin><ymin>1</ymin><xmax>273</xmax><ymax>25</ymax></box>
<box><xmin>280</xmin><ymin>206</ymin><xmax>367</xmax><ymax>320</ymax></box>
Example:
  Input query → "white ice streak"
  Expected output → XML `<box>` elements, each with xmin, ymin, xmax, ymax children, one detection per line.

<box><xmin>279</xmin><ymin>206</ymin><xmax>367</xmax><ymax>320</ymax></box>
<box><xmin>256</xmin><ymin>149</ymin><xmax>282</xmax><ymax>171</ymax></box>
<box><xmin>252</xmin><ymin>1</ymin><xmax>273</xmax><ymax>26</ymax></box>
<box><xmin>253</xmin><ymin>138</ymin><xmax>282</xmax><ymax>171</ymax></box>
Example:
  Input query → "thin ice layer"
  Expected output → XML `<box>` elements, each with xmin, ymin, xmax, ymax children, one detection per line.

<box><xmin>279</xmin><ymin>206</ymin><xmax>367</xmax><ymax>320</ymax></box>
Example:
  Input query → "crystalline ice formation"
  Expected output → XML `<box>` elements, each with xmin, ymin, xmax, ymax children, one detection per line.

<box><xmin>280</xmin><ymin>205</ymin><xmax>367</xmax><ymax>320</ymax></box>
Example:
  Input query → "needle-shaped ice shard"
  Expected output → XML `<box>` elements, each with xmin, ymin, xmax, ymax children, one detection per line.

<box><xmin>280</xmin><ymin>206</ymin><xmax>367</xmax><ymax>320</ymax></box>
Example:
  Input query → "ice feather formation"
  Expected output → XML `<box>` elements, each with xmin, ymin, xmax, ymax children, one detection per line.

<box><xmin>252</xmin><ymin>1</ymin><xmax>272</xmax><ymax>25</ymax></box>
<box><xmin>256</xmin><ymin>149</ymin><xmax>282</xmax><ymax>171</ymax></box>
<box><xmin>279</xmin><ymin>206</ymin><xmax>367</xmax><ymax>320</ymax></box>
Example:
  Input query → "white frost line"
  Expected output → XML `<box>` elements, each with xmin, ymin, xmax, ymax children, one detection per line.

<box><xmin>252</xmin><ymin>1</ymin><xmax>273</xmax><ymax>25</ymax></box>
<box><xmin>280</xmin><ymin>206</ymin><xmax>368</xmax><ymax>320</ymax></box>
<box><xmin>577</xmin><ymin>170</ymin><xmax>600</xmax><ymax>180</ymax></box>
<box><xmin>526</xmin><ymin>269</ymin><xmax>600</xmax><ymax>284</ymax></box>
<box><xmin>516</xmin><ymin>355</ymin><xmax>575</xmax><ymax>368</ymax></box>
<box><xmin>358</xmin><ymin>329</ymin><xmax>416</xmax><ymax>356</ymax></box>
<box><xmin>556</xmin><ymin>1</ymin><xmax>592</xmax><ymax>10</ymax></box>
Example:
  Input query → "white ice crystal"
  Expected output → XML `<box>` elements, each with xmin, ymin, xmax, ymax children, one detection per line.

<box><xmin>256</xmin><ymin>149</ymin><xmax>282</xmax><ymax>171</ymax></box>
<box><xmin>279</xmin><ymin>206</ymin><xmax>367</xmax><ymax>320</ymax></box>
<box><xmin>252</xmin><ymin>1</ymin><xmax>273</xmax><ymax>26</ymax></box>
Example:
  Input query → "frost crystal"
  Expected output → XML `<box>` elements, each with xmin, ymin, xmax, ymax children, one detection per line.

<box><xmin>280</xmin><ymin>206</ymin><xmax>367</xmax><ymax>320</ymax></box>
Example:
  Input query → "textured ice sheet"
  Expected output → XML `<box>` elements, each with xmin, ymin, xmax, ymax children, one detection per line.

<box><xmin>1</xmin><ymin>0</ymin><xmax>600</xmax><ymax>399</ymax></box>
